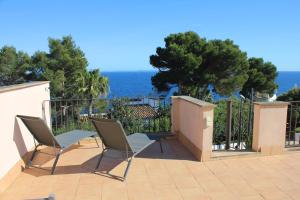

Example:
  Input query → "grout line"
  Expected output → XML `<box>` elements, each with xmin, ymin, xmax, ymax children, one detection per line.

<box><xmin>161</xmin><ymin>140</ymin><xmax>185</xmax><ymax>200</ymax></box>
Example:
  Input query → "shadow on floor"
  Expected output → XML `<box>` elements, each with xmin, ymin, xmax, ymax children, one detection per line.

<box><xmin>22</xmin><ymin>139</ymin><xmax>196</xmax><ymax>180</ymax></box>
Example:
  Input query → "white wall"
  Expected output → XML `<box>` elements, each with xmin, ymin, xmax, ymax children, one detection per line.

<box><xmin>0</xmin><ymin>82</ymin><xmax>50</xmax><ymax>179</ymax></box>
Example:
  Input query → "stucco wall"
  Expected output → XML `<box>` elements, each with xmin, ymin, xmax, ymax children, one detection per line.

<box><xmin>252</xmin><ymin>102</ymin><xmax>288</xmax><ymax>155</ymax></box>
<box><xmin>178</xmin><ymin>99</ymin><xmax>202</xmax><ymax>149</ymax></box>
<box><xmin>171</xmin><ymin>96</ymin><xmax>215</xmax><ymax>161</ymax></box>
<box><xmin>0</xmin><ymin>82</ymin><xmax>50</xmax><ymax>180</ymax></box>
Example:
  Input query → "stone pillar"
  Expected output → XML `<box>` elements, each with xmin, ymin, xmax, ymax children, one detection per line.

<box><xmin>171</xmin><ymin>96</ymin><xmax>216</xmax><ymax>161</ymax></box>
<box><xmin>252</xmin><ymin>102</ymin><xmax>289</xmax><ymax>155</ymax></box>
<box><xmin>171</xmin><ymin>97</ymin><xmax>180</xmax><ymax>134</ymax></box>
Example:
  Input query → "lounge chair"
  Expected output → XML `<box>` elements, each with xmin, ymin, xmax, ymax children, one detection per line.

<box><xmin>89</xmin><ymin>117</ymin><xmax>163</xmax><ymax>180</ymax></box>
<box><xmin>17</xmin><ymin>115</ymin><xmax>98</xmax><ymax>174</ymax></box>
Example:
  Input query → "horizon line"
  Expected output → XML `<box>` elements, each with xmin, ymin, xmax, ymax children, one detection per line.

<box><xmin>101</xmin><ymin>70</ymin><xmax>300</xmax><ymax>73</ymax></box>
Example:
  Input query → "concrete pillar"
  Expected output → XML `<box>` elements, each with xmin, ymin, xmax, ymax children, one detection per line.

<box><xmin>171</xmin><ymin>96</ymin><xmax>216</xmax><ymax>161</ymax></box>
<box><xmin>252</xmin><ymin>102</ymin><xmax>289</xmax><ymax>155</ymax></box>
<box><xmin>171</xmin><ymin>97</ymin><xmax>180</xmax><ymax>134</ymax></box>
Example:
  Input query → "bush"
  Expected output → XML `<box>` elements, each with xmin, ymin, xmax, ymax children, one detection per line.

<box><xmin>213</xmin><ymin>97</ymin><xmax>253</xmax><ymax>149</ymax></box>
<box><xmin>277</xmin><ymin>87</ymin><xmax>300</xmax><ymax>101</ymax></box>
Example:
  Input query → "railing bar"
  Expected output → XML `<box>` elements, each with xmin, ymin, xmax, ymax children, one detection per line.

<box><xmin>294</xmin><ymin>107</ymin><xmax>298</xmax><ymax>145</ymax></box>
<box><xmin>77</xmin><ymin>99</ymin><xmax>80</xmax><ymax>129</ymax></box>
<box><xmin>59</xmin><ymin>101</ymin><xmax>63</xmax><ymax>132</ymax></box>
<box><xmin>288</xmin><ymin>104</ymin><xmax>293</xmax><ymax>146</ymax></box>
<box><xmin>66</xmin><ymin>100</ymin><xmax>69</xmax><ymax>131</ymax></box>
<box><xmin>71</xmin><ymin>100</ymin><xmax>74</xmax><ymax>130</ymax></box>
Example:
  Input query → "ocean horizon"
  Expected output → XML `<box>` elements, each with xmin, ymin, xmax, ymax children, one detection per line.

<box><xmin>102</xmin><ymin>71</ymin><xmax>300</xmax><ymax>98</ymax></box>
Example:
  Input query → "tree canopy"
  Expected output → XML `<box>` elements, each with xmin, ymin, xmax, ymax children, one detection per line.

<box><xmin>30</xmin><ymin>36</ymin><xmax>89</xmax><ymax>98</ymax></box>
<box><xmin>150</xmin><ymin>32</ymin><xmax>249</xmax><ymax>99</ymax></box>
<box><xmin>277</xmin><ymin>87</ymin><xmax>300</xmax><ymax>101</ymax></box>
<box><xmin>76</xmin><ymin>69</ymin><xmax>109</xmax><ymax>99</ymax></box>
<box><xmin>240</xmin><ymin>57</ymin><xmax>278</xmax><ymax>98</ymax></box>
<box><xmin>0</xmin><ymin>36</ymin><xmax>108</xmax><ymax>100</ymax></box>
<box><xmin>150</xmin><ymin>31</ymin><xmax>279</xmax><ymax>100</ymax></box>
<box><xmin>0</xmin><ymin>46</ymin><xmax>31</xmax><ymax>86</ymax></box>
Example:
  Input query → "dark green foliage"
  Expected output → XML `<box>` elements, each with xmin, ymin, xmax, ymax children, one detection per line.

<box><xmin>30</xmin><ymin>36</ymin><xmax>89</xmax><ymax>98</ymax></box>
<box><xmin>110</xmin><ymin>98</ymin><xmax>139</xmax><ymax>133</ymax></box>
<box><xmin>241</xmin><ymin>57</ymin><xmax>278</xmax><ymax>98</ymax></box>
<box><xmin>150</xmin><ymin>32</ymin><xmax>206</xmax><ymax>94</ymax></box>
<box><xmin>75</xmin><ymin>69</ymin><xmax>109</xmax><ymax>115</ymax></box>
<box><xmin>52</xmin><ymin>98</ymin><xmax>171</xmax><ymax>135</ymax></box>
<box><xmin>150</xmin><ymin>32</ymin><xmax>249</xmax><ymax>99</ymax></box>
<box><xmin>277</xmin><ymin>87</ymin><xmax>300</xmax><ymax>139</ymax></box>
<box><xmin>203</xmin><ymin>39</ymin><xmax>249</xmax><ymax>96</ymax></box>
<box><xmin>0</xmin><ymin>46</ymin><xmax>31</xmax><ymax>85</ymax></box>
<box><xmin>51</xmin><ymin>98</ymin><xmax>109</xmax><ymax>135</ymax></box>
<box><xmin>278</xmin><ymin>87</ymin><xmax>300</xmax><ymax>138</ymax></box>
<box><xmin>213</xmin><ymin>98</ymin><xmax>253</xmax><ymax>149</ymax></box>
<box><xmin>110</xmin><ymin>98</ymin><xmax>171</xmax><ymax>134</ymax></box>
<box><xmin>277</xmin><ymin>87</ymin><xmax>300</xmax><ymax>101</ymax></box>
<box><xmin>0</xmin><ymin>35</ymin><xmax>108</xmax><ymax>100</ymax></box>
<box><xmin>76</xmin><ymin>69</ymin><xmax>109</xmax><ymax>99</ymax></box>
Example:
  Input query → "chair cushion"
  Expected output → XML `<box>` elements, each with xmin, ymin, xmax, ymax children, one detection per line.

<box><xmin>55</xmin><ymin>130</ymin><xmax>97</xmax><ymax>148</ymax></box>
<box><xmin>127</xmin><ymin>133</ymin><xmax>156</xmax><ymax>154</ymax></box>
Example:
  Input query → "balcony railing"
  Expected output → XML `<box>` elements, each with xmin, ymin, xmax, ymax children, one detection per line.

<box><xmin>213</xmin><ymin>98</ymin><xmax>254</xmax><ymax>151</ymax></box>
<box><xmin>286</xmin><ymin>101</ymin><xmax>300</xmax><ymax>147</ymax></box>
<box><xmin>43</xmin><ymin>97</ymin><xmax>171</xmax><ymax>135</ymax></box>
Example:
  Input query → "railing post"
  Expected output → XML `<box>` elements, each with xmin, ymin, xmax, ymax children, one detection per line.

<box><xmin>225</xmin><ymin>100</ymin><xmax>232</xmax><ymax>150</ymax></box>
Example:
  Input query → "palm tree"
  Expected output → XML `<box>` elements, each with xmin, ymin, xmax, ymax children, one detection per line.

<box><xmin>76</xmin><ymin>69</ymin><xmax>109</xmax><ymax>115</ymax></box>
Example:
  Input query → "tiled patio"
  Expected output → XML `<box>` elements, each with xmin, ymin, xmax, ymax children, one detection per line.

<box><xmin>1</xmin><ymin>139</ymin><xmax>300</xmax><ymax>200</ymax></box>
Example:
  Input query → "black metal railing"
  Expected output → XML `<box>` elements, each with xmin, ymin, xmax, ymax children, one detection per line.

<box><xmin>286</xmin><ymin>101</ymin><xmax>300</xmax><ymax>147</ymax></box>
<box><xmin>43</xmin><ymin>97</ymin><xmax>171</xmax><ymax>135</ymax></box>
<box><xmin>213</xmin><ymin>98</ymin><xmax>254</xmax><ymax>151</ymax></box>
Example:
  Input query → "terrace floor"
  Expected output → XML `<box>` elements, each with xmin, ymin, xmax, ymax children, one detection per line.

<box><xmin>1</xmin><ymin>139</ymin><xmax>300</xmax><ymax>200</ymax></box>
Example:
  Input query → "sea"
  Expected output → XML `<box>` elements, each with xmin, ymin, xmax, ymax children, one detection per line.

<box><xmin>102</xmin><ymin>71</ymin><xmax>300</xmax><ymax>98</ymax></box>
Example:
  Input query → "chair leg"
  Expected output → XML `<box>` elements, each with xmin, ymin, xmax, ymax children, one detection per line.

<box><xmin>159</xmin><ymin>140</ymin><xmax>163</xmax><ymax>153</ymax></box>
<box><xmin>27</xmin><ymin>145</ymin><xmax>40</xmax><ymax>168</ymax></box>
<box><xmin>94</xmin><ymin>136</ymin><xmax>100</xmax><ymax>147</ymax></box>
<box><xmin>94</xmin><ymin>151</ymin><xmax>105</xmax><ymax>171</ymax></box>
<box><xmin>51</xmin><ymin>150</ymin><xmax>62</xmax><ymax>175</ymax></box>
<box><xmin>123</xmin><ymin>157</ymin><xmax>133</xmax><ymax>180</ymax></box>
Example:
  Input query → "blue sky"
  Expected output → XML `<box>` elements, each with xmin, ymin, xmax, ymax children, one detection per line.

<box><xmin>0</xmin><ymin>0</ymin><xmax>300</xmax><ymax>71</ymax></box>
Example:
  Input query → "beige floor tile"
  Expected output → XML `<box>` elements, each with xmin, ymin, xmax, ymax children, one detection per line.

<box><xmin>258</xmin><ymin>187</ymin><xmax>292</xmax><ymax>200</ymax></box>
<box><xmin>198</xmin><ymin>179</ymin><xmax>228</xmax><ymax>193</ymax></box>
<box><xmin>239</xmin><ymin>195</ymin><xmax>264</xmax><ymax>200</ymax></box>
<box><xmin>148</xmin><ymin>173</ymin><xmax>174</xmax><ymax>186</ymax></box>
<box><xmin>74</xmin><ymin>194</ymin><xmax>100</xmax><ymax>200</ymax></box>
<box><xmin>0</xmin><ymin>193</ymin><xmax>27</xmax><ymax>200</ymax></box>
<box><xmin>286</xmin><ymin>188</ymin><xmax>300</xmax><ymax>200</ymax></box>
<box><xmin>127</xmin><ymin>183</ymin><xmax>156</xmax><ymax>200</ymax></box>
<box><xmin>76</xmin><ymin>183</ymin><xmax>101</xmax><ymax>197</ymax></box>
<box><xmin>78</xmin><ymin>173</ymin><xmax>103</xmax><ymax>185</ymax></box>
<box><xmin>102</xmin><ymin>185</ymin><xmax>128</xmax><ymax>200</ymax></box>
<box><xmin>154</xmin><ymin>187</ymin><xmax>183</xmax><ymax>200</ymax></box>
<box><xmin>225</xmin><ymin>183</ymin><xmax>258</xmax><ymax>197</ymax></box>
<box><xmin>208</xmin><ymin>191</ymin><xmax>237</xmax><ymax>200</ymax></box>
<box><xmin>3</xmin><ymin>141</ymin><xmax>300</xmax><ymax>200</ymax></box>
<box><xmin>172</xmin><ymin>175</ymin><xmax>199</xmax><ymax>189</ymax></box>
<box><xmin>179</xmin><ymin>188</ymin><xmax>210</xmax><ymax>200</ymax></box>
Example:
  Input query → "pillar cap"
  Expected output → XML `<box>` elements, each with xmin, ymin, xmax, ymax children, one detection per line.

<box><xmin>171</xmin><ymin>96</ymin><xmax>216</xmax><ymax>108</ymax></box>
<box><xmin>254</xmin><ymin>101</ymin><xmax>290</xmax><ymax>107</ymax></box>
